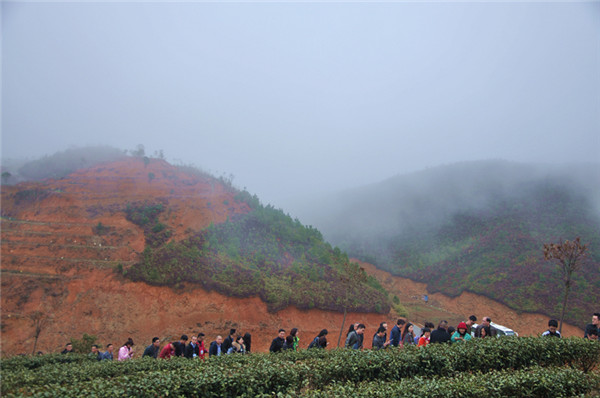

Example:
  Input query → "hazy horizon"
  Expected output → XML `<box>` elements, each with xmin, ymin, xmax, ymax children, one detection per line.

<box><xmin>3</xmin><ymin>1</ymin><xmax>599</xmax><ymax>209</ymax></box>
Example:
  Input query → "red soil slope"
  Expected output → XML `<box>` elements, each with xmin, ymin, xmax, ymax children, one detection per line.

<box><xmin>0</xmin><ymin>158</ymin><xmax>584</xmax><ymax>357</ymax></box>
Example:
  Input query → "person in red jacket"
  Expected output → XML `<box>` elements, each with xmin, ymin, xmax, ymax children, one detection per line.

<box><xmin>159</xmin><ymin>342</ymin><xmax>175</xmax><ymax>359</ymax></box>
<box><xmin>418</xmin><ymin>327</ymin><xmax>431</xmax><ymax>347</ymax></box>
<box><xmin>197</xmin><ymin>333</ymin><xmax>207</xmax><ymax>359</ymax></box>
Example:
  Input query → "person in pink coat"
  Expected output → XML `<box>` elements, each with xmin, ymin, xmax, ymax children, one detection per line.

<box><xmin>118</xmin><ymin>338</ymin><xmax>134</xmax><ymax>361</ymax></box>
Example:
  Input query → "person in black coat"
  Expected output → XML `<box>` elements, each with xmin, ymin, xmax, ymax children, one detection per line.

<box><xmin>61</xmin><ymin>343</ymin><xmax>73</xmax><ymax>354</ymax></box>
<box><xmin>172</xmin><ymin>335</ymin><xmax>188</xmax><ymax>357</ymax></box>
<box><xmin>222</xmin><ymin>329</ymin><xmax>236</xmax><ymax>354</ymax></box>
<box><xmin>430</xmin><ymin>321</ymin><xmax>451</xmax><ymax>344</ymax></box>
<box><xmin>584</xmin><ymin>313</ymin><xmax>600</xmax><ymax>339</ymax></box>
<box><xmin>242</xmin><ymin>333</ymin><xmax>252</xmax><ymax>353</ymax></box>
<box><xmin>142</xmin><ymin>337</ymin><xmax>161</xmax><ymax>358</ymax></box>
<box><xmin>209</xmin><ymin>336</ymin><xmax>224</xmax><ymax>357</ymax></box>
<box><xmin>185</xmin><ymin>335</ymin><xmax>200</xmax><ymax>358</ymax></box>
<box><xmin>269</xmin><ymin>329</ymin><xmax>286</xmax><ymax>353</ymax></box>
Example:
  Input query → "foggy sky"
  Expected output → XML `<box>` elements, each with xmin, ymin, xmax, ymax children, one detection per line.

<box><xmin>2</xmin><ymin>1</ymin><xmax>599</xmax><ymax>209</ymax></box>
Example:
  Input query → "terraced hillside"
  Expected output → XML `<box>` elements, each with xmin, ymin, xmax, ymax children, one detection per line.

<box><xmin>0</xmin><ymin>156</ymin><xmax>390</xmax><ymax>356</ymax></box>
<box><xmin>0</xmin><ymin>157</ymin><xmax>251</xmax><ymax>355</ymax></box>
<box><xmin>1</xmin><ymin>158</ymin><xmax>245</xmax><ymax>274</ymax></box>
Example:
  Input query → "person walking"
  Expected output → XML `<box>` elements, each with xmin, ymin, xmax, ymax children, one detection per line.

<box><xmin>227</xmin><ymin>335</ymin><xmax>247</xmax><ymax>354</ymax></box>
<box><xmin>542</xmin><ymin>319</ymin><xmax>561</xmax><ymax>338</ymax></box>
<box><xmin>209</xmin><ymin>336</ymin><xmax>223</xmax><ymax>357</ymax></box>
<box><xmin>142</xmin><ymin>337</ymin><xmax>161</xmax><ymax>358</ymax></box>
<box><xmin>222</xmin><ymin>329</ymin><xmax>236</xmax><ymax>353</ymax></box>
<box><xmin>185</xmin><ymin>335</ymin><xmax>200</xmax><ymax>358</ymax></box>
<box><xmin>290</xmin><ymin>328</ymin><xmax>300</xmax><ymax>351</ymax></box>
<box><xmin>269</xmin><ymin>329</ymin><xmax>286</xmax><ymax>353</ymax></box>
<box><xmin>345</xmin><ymin>324</ymin><xmax>365</xmax><ymax>349</ymax></box>
<box><xmin>308</xmin><ymin>329</ymin><xmax>328</xmax><ymax>349</ymax></box>
<box><xmin>402</xmin><ymin>323</ymin><xmax>417</xmax><ymax>346</ymax></box>
<box><xmin>101</xmin><ymin>344</ymin><xmax>114</xmax><ymax>360</ymax></box>
<box><xmin>242</xmin><ymin>333</ymin><xmax>252</xmax><ymax>353</ymax></box>
<box><xmin>172</xmin><ymin>335</ymin><xmax>188</xmax><ymax>357</ymax></box>
<box><xmin>451</xmin><ymin>322</ymin><xmax>472</xmax><ymax>343</ymax></box>
<box><xmin>584</xmin><ymin>313</ymin><xmax>600</xmax><ymax>339</ymax></box>
<box><xmin>389</xmin><ymin>319</ymin><xmax>406</xmax><ymax>348</ymax></box>
<box><xmin>118</xmin><ymin>338</ymin><xmax>134</xmax><ymax>361</ymax></box>
<box><xmin>159</xmin><ymin>342</ymin><xmax>175</xmax><ymax>359</ymax></box>
<box><xmin>197</xmin><ymin>333</ymin><xmax>207</xmax><ymax>359</ymax></box>
<box><xmin>61</xmin><ymin>343</ymin><xmax>73</xmax><ymax>354</ymax></box>
<box><xmin>372</xmin><ymin>326</ymin><xmax>389</xmax><ymax>350</ymax></box>
<box><xmin>418</xmin><ymin>328</ymin><xmax>431</xmax><ymax>347</ymax></box>
<box><xmin>430</xmin><ymin>321</ymin><xmax>451</xmax><ymax>344</ymax></box>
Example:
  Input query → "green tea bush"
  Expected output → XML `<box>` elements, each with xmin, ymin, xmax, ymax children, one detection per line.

<box><xmin>303</xmin><ymin>366</ymin><xmax>600</xmax><ymax>398</ymax></box>
<box><xmin>304</xmin><ymin>337</ymin><xmax>600</xmax><ymax>387</ymax></box>
<box><xmin>2</xmin><ymin>338</ymin><xmax>598</xmax><ymax>397</ymax></box>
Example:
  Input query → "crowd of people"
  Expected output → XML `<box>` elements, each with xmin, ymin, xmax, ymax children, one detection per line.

<box><xmin>60</xmin><ymin>312</ymin><xmax>599</xmax><ymax>360</ymax></box>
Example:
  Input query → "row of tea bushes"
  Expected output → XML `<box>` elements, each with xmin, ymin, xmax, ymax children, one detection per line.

<box><xmin>304</xmin><ymin>366</ymin><xmax>600</xmax><ymax>398</ymax></box>
<box><xmin>301</xmin><ymin>336</ymin><xmax>600</xmax><ymax>386</ymax></box>
<box><xmin>2</xmin><ymin>338</ymin><xmax>599</xmax><ymax>397</ymax></box>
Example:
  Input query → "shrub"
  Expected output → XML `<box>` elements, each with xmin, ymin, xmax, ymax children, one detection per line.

<box><xmin>13</xmin><ymin>188</ymin><xmax>51</xmax><ymax>205</ymax></box>
<box><xmin>304</xmin><ymin>366</ymin><xmax>600</xmax><ymax>398</ymax></box>
<box><xmin>125</xmin><ymin>203</ymin><xmax>391</xmax><ymax>314</ymax></box>
<box><xmin>70</xmin><ymin>333</ymin><xmax>98</xmax><ymax>354</ymax></box>
<box><xmin>93</xmin><ymin>222</ymin><xmax>111</xmax><ymax>236</ymax></box>
<box><xmin>2</xmin><ymin>337</ymin><xmax>598</xmax><ymax>397</ymax></box>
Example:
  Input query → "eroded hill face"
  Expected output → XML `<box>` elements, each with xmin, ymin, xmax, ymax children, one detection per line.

<box><xmin>0</xmin><ymin>158</ymin><xmax>585</xmax><ymax>357</ymax></box>
<box><xmin>1</xmin><ymin>158</ymin><xmax>249</xmax><ymax>284</ymax></box>
<box><xmin>0</xmin><ymin>158</ymin><xmax>250</xmax><ymax>355</ymax></box>
<box><xmin>0</xmin><ymin>158</ymin><xmax>389</xmax><ymax>355</ymax></box>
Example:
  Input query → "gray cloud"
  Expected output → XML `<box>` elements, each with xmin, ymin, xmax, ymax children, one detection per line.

<box><xmin>2</xmin><ymin>2</ymin><xmax>599</xmax><ymax>208</ymax></box>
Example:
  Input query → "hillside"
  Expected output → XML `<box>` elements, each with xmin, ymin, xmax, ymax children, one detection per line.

<box><xmin>0</xmin><ymin>155</ymin><xmax>587</xmax><ymax>356</ymax></box>
<box><xmin>290</xmin><ymin>160</ymin><xmax>600</xmax><ymax>326</ymax></box>
<box><xmin>0</xmin><ymin>155</ymin><xmax>391</xmax><ymax>355</ymax></box>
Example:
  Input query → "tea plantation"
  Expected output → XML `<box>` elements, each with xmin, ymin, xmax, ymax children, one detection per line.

<box><xmin>2</xmin><ymin>338</ymin><xmax>599</xmax><ymax>397</ymax></box>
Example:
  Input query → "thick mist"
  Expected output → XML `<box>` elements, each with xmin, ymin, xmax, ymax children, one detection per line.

<box><xmin>2</xmin><ymin>2</ymin><xmax>599</xmax><ymax>208</ymax></box>
<box><xmin>288</xmin><ymin>160</ymin><xmax>600</xmax><ymax>248</ymax></box>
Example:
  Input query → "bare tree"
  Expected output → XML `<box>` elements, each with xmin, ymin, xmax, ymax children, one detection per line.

<box><xmin>29</xmin><ymin>311</ymin><xmax>50</xmax><ymax>355</ymax></box>
<box><xmin>336</xmin><ymin>262</ymin><xmax>367</xmax><ymax>348</ymax></box>
<box><xmin>543</xmin><ymin>237</ymin><xmax>588</xmax><ymax>334</ymax></box>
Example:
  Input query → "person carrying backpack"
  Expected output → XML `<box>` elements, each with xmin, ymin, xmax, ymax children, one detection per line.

<box><xmin>308</xmin><ymin>329</ymin><xmax>328</xmax><ymax>349</ymax></box>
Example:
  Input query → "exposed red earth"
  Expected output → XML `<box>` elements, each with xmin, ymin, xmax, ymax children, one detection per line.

<box><xmin>0</xmin><ymin>158</ymin><xmax>584</xmax><ymax>357</ymax></box>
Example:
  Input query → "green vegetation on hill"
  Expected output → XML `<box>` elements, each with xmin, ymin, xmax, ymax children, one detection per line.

<box><xmin>340</xmin><ymin>183</ymin><xmax>600</xmax><ymax>325</ymax></box>
<box><xmin>14</xmin><ymin>146</ymin><xmax>128</xmax><ymax>182</ymax></box>
<box><xmin>125</xmin><ymin>192</ymin><xmax>390</xmax><ymax>314</ymax></box>
<box><xmin>124</xmin><ymin>202</ymin><xmax>172</xmax><ymax>248</ymax></box>
<box><xmin>375</xmin><ymin>183</ymin><xmax>598</xmax><ymax>324</ymax></box>
<box><xmin>303</xmin><ymin>161</ymin><xmax>600</xmax><ymax>326</ymax></box>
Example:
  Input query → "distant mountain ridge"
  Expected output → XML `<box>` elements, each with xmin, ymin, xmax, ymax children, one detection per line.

<box><xmin>291</xmin><ymin>160</ymin><xmax>600</xmax><ymax>325</ymax></box>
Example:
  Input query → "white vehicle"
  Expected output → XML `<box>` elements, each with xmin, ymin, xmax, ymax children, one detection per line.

<box><xmin>471</xmin><ymin>322</ymin><xmax>518</xmax><ymax>337</ymax></box>
<box><xmin>491</xmin><ymin>322</ymin><xmax>518</xmax><ymax>337</ymax></box>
